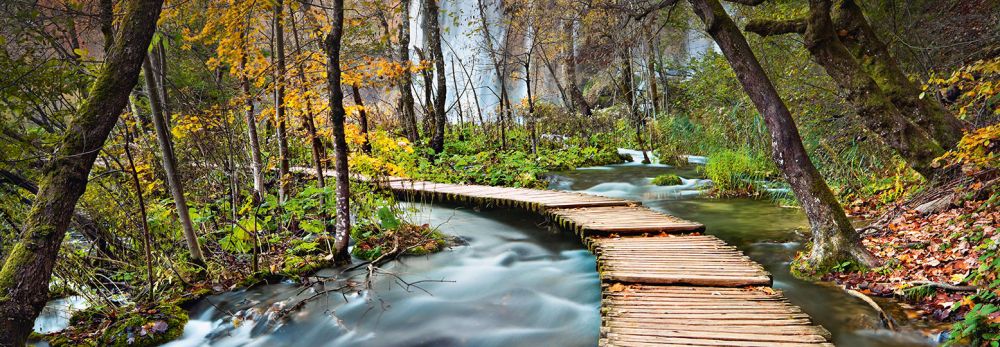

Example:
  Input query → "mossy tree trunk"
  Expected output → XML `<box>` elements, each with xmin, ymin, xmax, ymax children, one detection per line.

<box><xmin>687</xmin><ymin>0</ymin><xmax>877</xmax><ymax>273</ymax></box>
<box><xmin>0</xmin><ymin>0</ymin><xmax>163</xmax><ymax>344</ymax></box>
<box><xmin>397</xmin><ymin>0</ymin><xmax>420</xmax><ymax>144</ymax></box>
<box><xmin>324</xmin><ymin>0</ymin><xmax>351</xmax><ymax>264</ymax></box>
<box><xmin>142</xmin><ymin>56</ymin><xmax>205</xmax><ymax>265</ymax></box>
<box><xmin>801</xmin><ymin>0</ymin><xmax>944</xmax><ymax>178</ymax></box>
<box><xmin>744</xmin><ymin>0</ymin><xmax>964</xmax><ymax>167</ymax></box>
<box><xmin>829</xmin><ymin>0</ymin><xmax>965</xmax><ymax>149</ymax></box>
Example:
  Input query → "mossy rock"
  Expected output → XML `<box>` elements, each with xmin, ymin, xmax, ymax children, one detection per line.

<box><xmin>98</xmin><ymin>304</ymin><xmax>187</xmax><ymax>347</ymax></box>
<box><xmin>651</xmin><ymin>174</ymin><xmax>683</xmax><ymax>186</ymax></box>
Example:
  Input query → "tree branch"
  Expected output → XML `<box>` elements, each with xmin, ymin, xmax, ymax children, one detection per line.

<box><xmin>723</xmin><ymin>0</ymin><xmax>766</xmax><ymax>5</ymax></box>
<box><xmin>745</xmin><ymin>18</ymin><xmax>807</xmax><ymax>37</ymax></box>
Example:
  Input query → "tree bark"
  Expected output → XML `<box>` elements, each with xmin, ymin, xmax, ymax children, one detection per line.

<box><xmin>830</xmin><ymin>0</ymin><xmax>964</xmax><ymax>149</ymax></box>
<box><xmin>687</xmin><ymin>0</ymin><xmax>877</xmax><ymax>271</ymax></box>
<box><xmin>620</xmin><ymin>48</ymin><xmax>651</xmax><ymax>164</ymax></box>
<box><xmin>241</xmin><ymin>48</ymin><xmax>266</xmax><ymax>199</ymax></box>
<box><xmin>802</xmin><ymin>0</ymin><xmax>943</xmax><ymax>178</ymax></box>
<box><xmin>0</xmin><ymin>0</ymin><xmax>163</xmax><ymax>344</ymax></box>
<box><xmin>274</xmin><ymin>0</ymin><xmax>291</xmax><ymax>202</ymax></box>
<box><xmin>564</xmin><ymin>20</ymin><xmax>592</xmax><ymax>117</ymax></box>
<box><xmin>143</xmin><ymin>56</ymin><xmax>205</xmax><ymax>265</ymax></box>
<box><xmin>323</xmin><ymin>0</ymin><xmax>351</xmax><ymax>264</ymax></box>
<box><xmin>352</xmin><ymin>83</ymin><xmax>373</xmax><ymax>154</ymax></box>
<box><xmin>398</xmin><ymin>0</ymin><xmax>420</xmax><ymax>144</ymax></box>
<box><xmin>423</xmin><ymin>0</ymin><xmax>446</xmax><ymax>154</ymax></box>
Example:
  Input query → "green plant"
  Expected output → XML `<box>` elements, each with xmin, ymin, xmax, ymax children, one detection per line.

<box><xmin>651</xmin><ymin>174</ymin><xmax>683</xmax><ymax>186</ymax></box>
<box><xmin>703</xmin><ymin>148</ymin><xmax>776</xmax><ymax>197</ymax></box>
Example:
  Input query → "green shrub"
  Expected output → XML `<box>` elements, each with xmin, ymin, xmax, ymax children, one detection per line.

<box><xmin>651</xmin><ymin>174</ymin><xmax>682</xmax><ymax>186</ymax></box>
<box><xmin>703</xmin><ymin>149</ymin><xmax>776</xmax><ymax>197</ymax></box>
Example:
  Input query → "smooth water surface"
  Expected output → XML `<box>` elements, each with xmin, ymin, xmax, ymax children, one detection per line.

<box><xmin>162</xmin><ymin>204</ymin><xmax>600</xmax><ymax>347</ymax></box>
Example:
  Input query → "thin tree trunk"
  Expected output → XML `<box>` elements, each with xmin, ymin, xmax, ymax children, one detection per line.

<box><xmin>352</xmin><ymin>83</ymin><xmax>373</xmax><ymax>154</ymax></box>
<box><xmin>274</xmin><ymin>0</ymin><xmax>291</xmax><ymax>202</ymax></box>
<box><xmin>122</xmin><ymin>123</ymin><xmax>155</xmax><ymax>303</ymax></box>
<box><xmin>0</xmin><ymin>0</ymin><xmax>163</xmax><ymax>344</ymax></box>
<box><xmin>143</xmin><ymin>56</ymin><xmax>205</xmax><ymax>265</ymax></box>
<box><xmin>323</xmin><ymin>0</ymin><xmax>351</xmax><ymax>264</ymax></box>
<box><xmin>687</xmin><ymin>0</ymin><xmax>877</xmax><ymax>271</ymax></box>
<box><xmin>398</xmin><ymin>0</ymin><xmax>420</xmax><ymax>144</ymax></box>
<box><xmin>525</xmin><ymin>59</ymin><xmax>537</xmax><ymax>155</ymax></box>
<box><xmin>424</xmin><ymin>0</ymin><xmax>446</xmax><ymax>154</ymax></box>
<box><xmin>241</xmin><ymin>51</ymin><xmax>266</xmax><ymax>199</ymax></box>
<box><xmin>620</xmin><ymin>48</ymin><xmax>651</xmax><ymax>164</ymax></box>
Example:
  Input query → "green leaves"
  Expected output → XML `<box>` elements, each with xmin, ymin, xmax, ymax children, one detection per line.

<box><xmin>377</xmin><ymin>206</ymin><xmax>400</xmax><ymax>230</ymax></box>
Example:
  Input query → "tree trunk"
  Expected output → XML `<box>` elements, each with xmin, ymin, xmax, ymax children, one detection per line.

<box><xmin>423</xmin><ymin>0</ymin><xmax>446</xmax><ymax>154</ymax></box>
<box><xmin>830</xmin><ymin>0</ymin><xmax>964</xmax><ymax>149</ymax></box>
<box><xmin>687</xmin><ymin>0</ymin><xmax>877</xmax><ymax>271</ymax></box>
<box><xmin>620</xmin><ymin>49</ymin><xmax>651</xmax><ymax>164</ymax></box>
<box><xmin>398</xmin><ymin>0</ymin><xmax>420</xmax><ymax>144</ymax></box>
<box><xmin>122</xmin><ymin>122</ymin><xmax>156</xmax><ymax>303</ymax></box>
<box><xmin>143</xmin><ymin>56</ymin><xmax>205</xmax><ymax>265</ymax></box>
<box><xmin>0</xmin><ymin>0</ymin><xmax>163</xmax><ymax>344</ymax></box>
<box><xmin>352</xmin><ymin>83</ymin><xmax>373</xmax><ymax>154</ymax></box>
<box><xmin>241</xmin><ymin>48</ymin><xmax>266</xmax><ymax>199</ymax></box>
<box><xmin>477</xmin><ymin>0</ymin><xmax>509</xmax><ymax>148</ymax></box>
<box><xmin>525</xmin><ymin>59</ymin><xmax>537</xmax><ymax>155</ymax></box>
<box><xmin>274</xmin><ymin>0</ymin><xmax>291</xmax><ymax>202</ymax></box>
<box><xmin>323</xmin><ymin>0</ymin><xmax>351</xmax><ymax>264</ymax></box>
<box><xmin>564</xmin><ymin>20</ymin><xmax>592</xmax><ymax>117</ymax></box>
<box><xmin>802</xmin><ymin>0</ymin><xmax>943</xmax><ymax>178</ymax></box>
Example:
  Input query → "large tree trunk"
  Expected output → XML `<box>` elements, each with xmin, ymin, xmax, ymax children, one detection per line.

<box><xmin>274</xmin><ymin>0</ymin><xmax>291</xmax><ymax>202</ymax></box>
<box><xmin>324</xmin><ymin>0</ymin><xmax>351</xmax><ymax>264</ymax></box>
<box><xmin>830</xmin><ymin>0</ymin><xmax>964</xmax><ymax>149</ymax></box>
<box><xmin>423</xmin><ymin>0</ymin><xmax>446</xmax><ymax>154</ymax></box>
<box><xmin>397</xmin><ymin>0</ymin><xmax>420</xmax><ymax>144</ymax></box>
<box><xmin>688</xmin><ymin>0</ymin><xmax>876</xmax><ymax>271</ymax></box>
<box><xmin>142</xmin><ymin>56</ymin><xmax>205</xmax><ymax>266</ymax></box>
<box><xmin>802</xmin><ymin>0</ymin><xmax>943</xmax><ymax>178</ymax></box>
<box><xmin>563</xmin><ymin>20</ymin><xmax>591</xmax><ymax>117</ymax></box>
<box><xmin>0</xmin><ymin>0</ymin><xmax>163</xmax><ymax>344</ymax></box>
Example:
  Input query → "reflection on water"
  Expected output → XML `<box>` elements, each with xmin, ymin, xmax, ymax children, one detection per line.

<box><xmin>551</xmin><ymin>163</ymin><xmax>939</xmax><ymax>347</ymax></box>
<box><xmin>163</xmin><ymin>204</ymin><xmax>600</xmax><ymax>347</ymax></box>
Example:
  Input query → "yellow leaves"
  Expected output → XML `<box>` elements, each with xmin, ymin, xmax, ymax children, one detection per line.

<box><xmin>607</xmin><ymin>283</ymin><xmax>628</xmax><ymax>292</ymax></box>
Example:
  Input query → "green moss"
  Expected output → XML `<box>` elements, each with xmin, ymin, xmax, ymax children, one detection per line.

<box><xmin>98</xmin><ymin>304</ymin><xmax>187</xmax><ymax>347</ymax></box>
<box><xmin>651</xmin><ymin>174</ymin><xmax>682</xmax><ymax>186</ymax></box>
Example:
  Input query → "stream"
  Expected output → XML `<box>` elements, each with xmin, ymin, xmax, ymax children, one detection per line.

<box><xmin>34</xmin><ymin>150</ymin><xmax>944</xmax><ymax>346</ymax></box>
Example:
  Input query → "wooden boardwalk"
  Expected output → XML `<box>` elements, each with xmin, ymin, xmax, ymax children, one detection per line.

<box><xmin>365</xmin><ymin>176</ymin><xmax>833</xmax><ymax>346</ymax></box>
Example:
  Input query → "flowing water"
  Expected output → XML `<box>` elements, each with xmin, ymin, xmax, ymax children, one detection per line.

<box><xmin>33</xmin><ymin>150</ymin><xmax>947</xmax><ymax>346</ymax></box>
<box><xmin>547</xmin><ymin>150</ymin><xmax>943</xmax><ymax>346</ymax></box>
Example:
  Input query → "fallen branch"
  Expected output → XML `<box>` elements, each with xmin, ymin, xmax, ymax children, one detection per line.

<box><xmin>845</xmin><ymin>288</ymin><xmax>895</xmax><ymax>331</ymax></box>
<box><xmin>910</xmin><ymin>281</ymin><xmax>978</xmax><ymax>292</ymax></box>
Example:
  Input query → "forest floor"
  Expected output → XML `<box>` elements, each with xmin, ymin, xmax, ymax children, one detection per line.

<box><xmin>827</xmin><ymin>170</ymin><xmax>999</xmax><ymax>328</ymax></box>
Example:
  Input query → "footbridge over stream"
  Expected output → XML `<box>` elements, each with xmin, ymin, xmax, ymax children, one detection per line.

<box><xmin>289</xmin><ymin>166</ymin><xmax>834</xmax><ymax>346</ymax></box>
<box><xmin>377</xmin><ymin>177</ymin><xmax>835</xmax><ymax>347</ymax></box>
